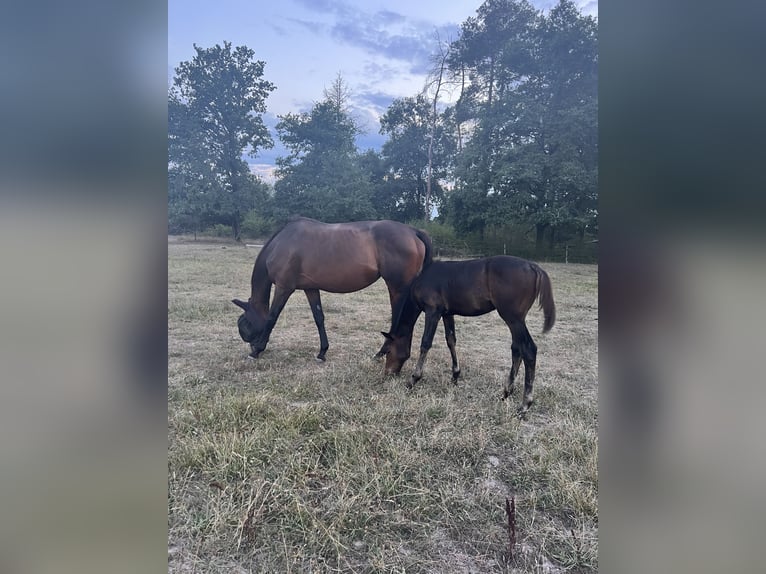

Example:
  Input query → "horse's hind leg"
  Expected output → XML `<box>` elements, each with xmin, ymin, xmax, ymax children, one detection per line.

<box><xmin>503</xmin><ymin>320</ymin><xmax>536</xmax><ymax>414</ymax></box>
<box><xmin>305</xmin><ymin>289</ymin><xmax>329</xmax><ymax>361</ymax></box>
<box><xmin>442</xmin><ymin>315</ymin><xmax>460</xmax><ymax>382</ymax></box>
<box><xmin>518</xmin><ymin>323</ymin><xmax>538</xmax><ymax>414</ymax></box>
<box><xmin>503</xmin><ymin>342</ymin><xmax>522</xmax><ymax>399</ymax></box>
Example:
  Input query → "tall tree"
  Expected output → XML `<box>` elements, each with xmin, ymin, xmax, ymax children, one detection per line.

<box><xmin>503</xmin><ymin>0</ymin><xmax>598</xmax><ymax>248</ymax></box>
<box><xmin>168</xmin><ymin>42</ymin><xmax>275</xmax><ymax>240</ymax></box>
<box><xmin>273</xmin><ymin>76</ymin><xmax>375</xmax><ymax>223</ymax></box>
<box><xmin>423</xmin><ymin>32</ymin><xmax>453</xmax><ymax>221</ymax></box>
<box><xmin>444</xmin><ymin>0</ymin><xmax>597</xmax><ymax>251</ymax></box>
<box><xmin>379</xmin><ymin>95</ymin><xmax>456</xmax><ymax>221</ymax></box>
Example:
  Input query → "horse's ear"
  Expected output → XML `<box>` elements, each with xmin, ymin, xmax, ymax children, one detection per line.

<box><xmin>232</xmin><ymin>298</ymin><xmax>249</xmax><ymax>311</ymax></box>
<box><xmin>381</xmin><ymin>331</ymin><xmax>393</xmax><ymax>341</ymax></box>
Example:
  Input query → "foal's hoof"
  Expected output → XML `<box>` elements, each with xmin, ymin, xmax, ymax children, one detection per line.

<box><xmin>246</xmin><ymin>354</ymin><xmax>258</xmax><ymax>362</ymax></box>
<box><xmin>315</xmin><ymin>356</ymin><xmax>326</xmax><ymax>363</ymax></box>
<box><xmin>516</xmin><ymin>403</ymin><xmax>532</xmax><ymax>419</ymax></box>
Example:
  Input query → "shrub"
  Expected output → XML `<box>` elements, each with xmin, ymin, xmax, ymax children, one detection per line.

<box><xmin>241</xmin><ymin>211</ymin><xmax>276</xmax><ymax>240</ymax></box>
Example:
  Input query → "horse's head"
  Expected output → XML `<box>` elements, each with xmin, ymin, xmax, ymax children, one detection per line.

<box><xmin>232</xmin><ymin>298</ymin><xmax>267</xmax><ymax>356</ymax></box>
<box><xmin>381</xmin><ymin>330</ymin><xmax>412</xmax><ymax>375</ymax></box>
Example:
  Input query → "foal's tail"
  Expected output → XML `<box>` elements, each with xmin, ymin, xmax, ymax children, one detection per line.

<box><xmin>533</xmin><ymin>264</ymin><xmax>556</xmax><ymax>333</ymax></box>
<box><xmin>414</xmin><ymin>228</ymin><xmax>434</xmax><ymax>269</ymax></box>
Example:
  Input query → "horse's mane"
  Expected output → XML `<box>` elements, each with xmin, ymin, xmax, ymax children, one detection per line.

<box><xmin>251</xmin><ymin>218</ymin><xmax>297</xmax><ymax>278</ymax></box>
<box><xmin>255</xmin><ymin>217</ymin><xmax>306</xmax><ymax>263</ymax></box>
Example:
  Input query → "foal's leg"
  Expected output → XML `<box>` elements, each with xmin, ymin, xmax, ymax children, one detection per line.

<box><xmin>502</xmin><ymin>320</ymin><xmax>536</xmax><ymax>415</ymax></box>
<box><xmin>442</xmin><ymin>314</ymin><xmax>460</xmax><ymax>382</ymax></box>
<box><xmin>408</xmin><ymin>309</ymin><xmax>441</xmax><ymax>389</ymax></box>
<box><xmin>250</xmin><ymin>285</ymin><xmax>294</xmax><ymax>358</ymax></box>
<box><xmin>503</xmin><ymin>341</ymin><xmax>523</xmax><ymax>399</ymax></box>
<box><xmin>304</xmin><ymin>289</ymin><xmax>329</xmax><ymax>361</ymax></box>
<box><xmin>511</xmin><ymin>322</ymin><xmax>537</xmax><ymax>414</ymax></box>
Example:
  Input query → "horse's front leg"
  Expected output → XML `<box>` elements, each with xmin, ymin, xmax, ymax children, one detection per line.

<box><xmin>250</xmin><ymin>285</ymin><xmax>294</xmax><ymax>358</ymax></box>
<box><xmin>304</xmin><ymin>289</ymin><xmax>329</xmax><ymax>361</ymax></box>
<box><xmin>408</xmin><ymin>309</ymin><xmax>441</xmax><ymax>389</ymax></box>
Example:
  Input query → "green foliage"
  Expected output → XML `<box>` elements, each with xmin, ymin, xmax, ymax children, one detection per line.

<box><xmin>166</xmin><ymin>2</ymin><xmax>597</xmax><ymax>263</ymax></box>
<box><xmin>444</xmin><ymin>0</ymin><xmax>598</xmax><ymax>255</ymax></box>
<box><xmin>168</xmin><ymin>42</ymin><xmax>276</xmax><ymax>240</ymax></box>
<box><xmin>240</xmin><ymin>210</ymin><xmax>277</xmax><ymax>240</ymax></box>
<box><xmin>203</xmin><ymin>223</ymin><xmax>234</xmax><ymax>238</ymax></box>
<box><xmin>378</xmin><ymin>95</ymin><xmax>457</xmax><ymax>220</ymax></box>
<box><xmin>272</xmin><ymin>84</ymin><xmax>377</xmax><ymax>223</ymax></box>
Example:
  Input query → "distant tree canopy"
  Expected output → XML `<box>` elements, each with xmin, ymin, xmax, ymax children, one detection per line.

<box><xmin>168</xmin><ymin>42</ymin><xmax>274</xmax><ymax>240</ymax></box>
<box><xmin>445</xmin><ymin>0</ymin><xmax>598</xmax><ymax>251</ymax></box>
<box><xmin>272</xmin><ymin>74</ymin><xmax>377</xmax><ymax>223</ymax></box>
<box><xmin>167</xmin><ymin>1</ymin><xmax>597</xmax><ymax>260</ymax></box>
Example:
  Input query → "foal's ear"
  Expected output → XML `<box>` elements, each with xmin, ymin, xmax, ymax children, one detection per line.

<box><xmin>381</xmin><ymin>331</ymin><xmax>393</xmax><ymax>341</ymax></box>
<box><xmin>232</xmin><ymin>298</ymin><xmax>249</xmax><ymax>311</ymax></box>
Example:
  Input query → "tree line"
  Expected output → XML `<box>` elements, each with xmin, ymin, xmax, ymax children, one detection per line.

<box><xmin>168</xmin><ymin>0</ymin><xmax>597</xmax><ymax>261</ymax></box>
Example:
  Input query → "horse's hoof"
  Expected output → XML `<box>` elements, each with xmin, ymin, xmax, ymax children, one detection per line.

<box><xmin>315</xmin><ymin>356</ymin><xmax>326</xmax><ymax>363</ymax></box>
<box><xmin>246</xmin><ymin>355</ymin><xmax>258</xmax><ymax>362</ymax></box>
<box><xmin>516</xmin><ymin>404</ymin><xmax>531</xmax><ymax>419</ymax></box>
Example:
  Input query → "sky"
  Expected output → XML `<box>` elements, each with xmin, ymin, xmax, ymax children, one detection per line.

<box><xmin>168</xmin><ymin>0</ymin><xmax>598</xmax><ymax>182</ymax></box>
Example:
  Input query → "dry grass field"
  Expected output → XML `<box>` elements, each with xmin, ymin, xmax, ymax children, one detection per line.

<box><xmin>168</xmin><ymin>237</ymin><xmax>598</xmax><ymax>573</ymax></box>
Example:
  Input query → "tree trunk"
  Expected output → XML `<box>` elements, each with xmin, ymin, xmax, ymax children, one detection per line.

<box><xmin>535</xmin><ymin>223</ymin><xmax>547</xmax><ymax>253</ymax></box>
<box><xmin>232</xmin><ymin>212</ymin><xmax>241</xmax><ymax>242</ymax></box>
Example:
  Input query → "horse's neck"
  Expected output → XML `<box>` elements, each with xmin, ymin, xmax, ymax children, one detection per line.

<box><xmin>393</xmin><ymin>293</ymin><xmax>421</xmax><ymax>335</ymax></box>
<box><xmin>250</xmin><ymin>257</ymin><xmax>272</xmax><ymax>314</ymax></box>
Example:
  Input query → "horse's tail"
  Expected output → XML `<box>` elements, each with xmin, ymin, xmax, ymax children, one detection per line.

<box><xmin>414</xmin><ymin>227</ymin><xmax>434</xmax><ymax>269</ymax></box>
<box><xmin>532</xmin><ymin>263</ymin><xmax>556</xmax><ymax>333</ymax></box>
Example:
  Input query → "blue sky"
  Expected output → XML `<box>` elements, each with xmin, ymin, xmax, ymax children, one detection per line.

<box><xmin>168</xmin><ymin>0</ymin><xmax>597</xmax><ymax>181</ymax></box>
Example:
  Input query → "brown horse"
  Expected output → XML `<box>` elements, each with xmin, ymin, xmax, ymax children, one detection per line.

<box><xmin>233</xmin><ymin>217</ymin><xmax>432</xmax><ymax>361</ymax></box>
<box><xmin>381</xmin><ymin>255</ymin><xmax>555</xmax><ymax>414</ymax></box>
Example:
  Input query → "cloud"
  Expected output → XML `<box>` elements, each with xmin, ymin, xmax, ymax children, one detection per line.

<box><xmin>284</xmin><ymin>17</ymin><xmax>330</xmax><ymax>36</ymax></box>
<box><xmin>375</xmin><ymin>10</ymin><xmax>406</xmax><ymax>25</ymax></box>
<box><xmin>291</xmin><ymin>0</ymin><xmax>357</xmax><ymax>22</ymax></box>
<box><xmin>289</xmin><ymin>0</ymin><xmax>460</xmax><ymax>75</ymax></box>
<box><xmin>356</xmin><ymin>90</ymin><xmax>398</xmax><ymax>112</ymax></box>
<box><xmin>579</xmin><ymin>1</ymin><xmax>599</xmax><ymax>17</ymax></box>
<box><xmin>248</xmin><ymin>162</ymin><xmax>278</xmax><ymax>184</ymax></box>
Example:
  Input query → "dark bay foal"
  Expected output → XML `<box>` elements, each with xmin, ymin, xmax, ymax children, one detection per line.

<box><xmin>382</xmin><ymin>256</ymin><xmax>555</xmax><ymax>414</ymax></box>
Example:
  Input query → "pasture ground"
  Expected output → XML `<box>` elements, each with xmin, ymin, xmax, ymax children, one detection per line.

<box><xmin>168</xmin><ymin>238</ymin><xmax>598</xmax><ymax>573</ymax></box>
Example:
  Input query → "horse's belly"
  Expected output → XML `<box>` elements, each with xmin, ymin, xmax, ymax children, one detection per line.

<box><xmin>447</xmin><ymin>297</ymin><xmax>495</xmax><ymax>317</ymax></box>
<box><xmin>296</xmin><ymin>265</ymin><xmax>379</xmax><ymax>293</ymax></box>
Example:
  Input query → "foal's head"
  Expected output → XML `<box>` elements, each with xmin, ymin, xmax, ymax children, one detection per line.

<box><xmin>381</xmin><ymin>330</ymin><xmax>413</xmax><ymax>375</ymax></box>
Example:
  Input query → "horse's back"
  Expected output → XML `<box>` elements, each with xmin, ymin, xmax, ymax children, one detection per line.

<box><xmin>486</xmin><ymin>256</ymin><xmax>543</xmax><ymax>314</ymax></box>
<box><xmin>263</xmin><ymin>218</ymin><xmax>427</xmax><ymax>292</ymax></box>
<box><xmin>414</xmin><ymin>260</ymin><xmax>494</xmax><ymax>316</ymax></box>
